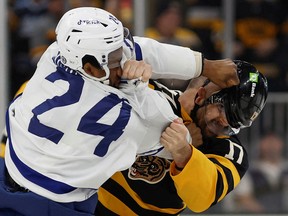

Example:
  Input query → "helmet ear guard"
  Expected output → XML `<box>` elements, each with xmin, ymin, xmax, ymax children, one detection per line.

<box><xmin>222</xmin><ymin>60</ymin><xmax>268</xmax><ymax>129</ymax></box>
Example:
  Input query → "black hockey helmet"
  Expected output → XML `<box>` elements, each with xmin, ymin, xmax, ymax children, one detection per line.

<box><xmin>207</xmin><ymin>60</ymin><xmax>268</xmax><ymax>130</ymax></box>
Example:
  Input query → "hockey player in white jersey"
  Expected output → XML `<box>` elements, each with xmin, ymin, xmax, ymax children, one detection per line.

<box><xmin>1</xmin><ymin>7</ymin><xmax>239</xmax><ymax>216</ymax></box>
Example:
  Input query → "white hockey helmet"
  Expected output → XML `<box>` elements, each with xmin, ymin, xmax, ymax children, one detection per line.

<box><xmin>55</xmin><ymin>7</ymin><xmax>128</xmax><ymax>81</ymax></box>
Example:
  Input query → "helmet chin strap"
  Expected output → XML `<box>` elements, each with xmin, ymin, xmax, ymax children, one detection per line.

<box><xmin>120</xmin><ymin>51</ymin><xmax>128</xmax><ymax>69</ymax></box>
<box><xmin>101</xmin><ymin>64</ymin><xmax>110</xmax><ymax>85</ymax></box>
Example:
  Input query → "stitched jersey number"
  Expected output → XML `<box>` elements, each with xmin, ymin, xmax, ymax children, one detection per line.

<box><xmin>225</xmin><ymin>140</ymin><xmax>244</xmax><ymax>164</ymax></box>
<box><xmin>78</xmin><ymin>94</ymin><xmax>131</xmax><ymax>156</ymax></box>
<box><xmin>28</xmin><ymin>71</ymin><xmax>131</xmax><ymax>157</ymax></box>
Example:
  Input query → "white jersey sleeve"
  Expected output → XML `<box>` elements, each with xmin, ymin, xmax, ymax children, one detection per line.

<box><xmin>5</xmin><ymin>42</ymin><xmax>176</xmax><ymax>203</ymax></box>
<box><xmin>133</xmin><ymin>36</ymin><xmax>203</xmax><ymax>80</ymax></box>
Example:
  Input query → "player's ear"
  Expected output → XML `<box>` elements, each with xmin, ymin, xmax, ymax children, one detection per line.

<box><xmin>83</xmin><ymin>62</ymin><xmax>93</xmax><ymax>76</ymax></box>
<box><xmin>195</xmin><ymin>87</ymin><xmax>207</xmax><ymax>106</ymax></box>
<box><xmin>83</xmin><ymin>62</ymin><xmax>105</xmax><ymax>78</ymax></box>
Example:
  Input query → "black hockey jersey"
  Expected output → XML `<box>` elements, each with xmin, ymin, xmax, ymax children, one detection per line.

<box><xmin>95</xmin><ymin>80</ymin><xmax>249</xmax><ymax>215</ymax></box>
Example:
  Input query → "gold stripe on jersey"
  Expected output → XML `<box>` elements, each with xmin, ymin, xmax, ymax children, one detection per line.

<box><xmin>181</xmin><ymin>107</ymin><xmax>192</xmax><ymax>125</ymax></box>
<box><xmin>0</xmin><ymin>134</ymin><xmax>7</xmax><ymax>158</ymax></box>
<box><xmin>148</xmin><ymin>83</ymin><xmax>155</xmax><ymax>90</ymax></box>
<box><xmin>0</xmin><ymin>143</ymin><xmax>5</xmax><ymax>158</ymax></box>
<box><xmin>101</xmin><ymin>171</ymin><xmax>183</xmax><ymax>215</ymax></box>
<box><xmin>206</xmin><ymin>154</ymin><xmax>241</xmax><ymax>201</ymax></box>
<box><xmin>171</xmin><ymin>146</ymin><xmax>218</xmax><ymax>213</ymax></box>
<box><xmin>98</xmin><ymin>187</ymin><xmax>137</xmax><ymax>216</ymax></box>
<box><xmin>207</xmin><ymin>154</ymin><xmax>241</xmax><ymax>186</ymax></box>
<box><xmin>15</xmin><ymin>81</ymin><xmax>28</xmax><ymax>97</ymax></box>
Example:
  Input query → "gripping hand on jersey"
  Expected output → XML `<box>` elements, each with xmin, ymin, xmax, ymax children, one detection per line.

<box><xmin>119</xmin><ymin>60</ymin><xmax>152</xmax><ymax>92</ymax></box>
<box><xmin>121</xmin><ymin>60</ymin><xmax>152</xmax><ymax>82</ymax></box>
<box><xmin>160</xmin><ymin>118</ymin><xmax>193</xmax><ymax>169</ymax></box>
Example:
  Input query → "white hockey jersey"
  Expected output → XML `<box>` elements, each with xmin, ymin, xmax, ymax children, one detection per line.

<box><xmin>5</xmin><ymin>38</ymin><xmax>198</xmax><ymax>203</ymax></box>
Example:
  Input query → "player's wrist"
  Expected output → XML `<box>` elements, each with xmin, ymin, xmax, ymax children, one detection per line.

<box><xmin>173</xmin><ymin>145</ymin><xmax>192</xmax><ymax>170</ymax></box>
<box><xmin>201</xmin><ymin>58</ymin><xmax>213</xmax><ymax>79</ymax></box>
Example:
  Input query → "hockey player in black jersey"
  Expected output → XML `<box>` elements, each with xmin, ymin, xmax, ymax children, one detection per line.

<box><xmin>95</xmin><ymin>60</ymin><xmax>268</xmax><ymax>215</ymax></box>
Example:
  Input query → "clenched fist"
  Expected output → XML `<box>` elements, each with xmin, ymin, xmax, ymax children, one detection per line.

<box><xmin>160</xmin><ymin>118</ymin><xmax>192</xmax><ymax>169</ymax></box>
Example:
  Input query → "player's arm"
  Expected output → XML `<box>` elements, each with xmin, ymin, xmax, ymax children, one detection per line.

<box><xmin>170</xmin><ymin>136</ymin><xmax>248</xmax><ymax>212</ymax></box>
<box><xmin>133</xmin><ymin>36</ymin><xmax>239</xmax><ymax>88</ymax></box>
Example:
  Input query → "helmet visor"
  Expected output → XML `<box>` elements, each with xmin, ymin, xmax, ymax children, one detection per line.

<box><xmin>107</xmin><ymin>47</ymin><xmax>123</xmax><ymax>69</ymax></box>
<box><xmin>122</xmin><ymin>27</ymin><xmax>135</xmax><ymax>61</ymax></box>
<box><xmin>204</xmin><ymin>96</ymin><xmax>240</xmax><ymax>136</ymax></box>
<box><xmin>107</xmin><ymin>27</ymin><xmax>135</xmax><ymax>69</ymax></box>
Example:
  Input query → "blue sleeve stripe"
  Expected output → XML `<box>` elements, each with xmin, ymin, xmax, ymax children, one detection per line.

<box><xmin>135</xmin><ymin>42</ymin><xmax>143</xmax><ymax>61</ymax></box>
<box><xmin>5</xmin><ymin>106</ymin><xmax>76</xmax><ymax>194</ymax></box>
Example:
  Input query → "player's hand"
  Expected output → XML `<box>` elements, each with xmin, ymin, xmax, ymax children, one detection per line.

<box><xmin>160</xmin><ymin>118</ymin><xmax>192</xmax><ymax>168</ymax></box>
<box><xmin>202</xmin><ymin>59</ymin><xmax>239</xmax><ymax>88</ymax></box>
<box><xmin>121</xmin><ymin>60</ymin><xmax>152</xmax><ymax>82</ymax></box>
